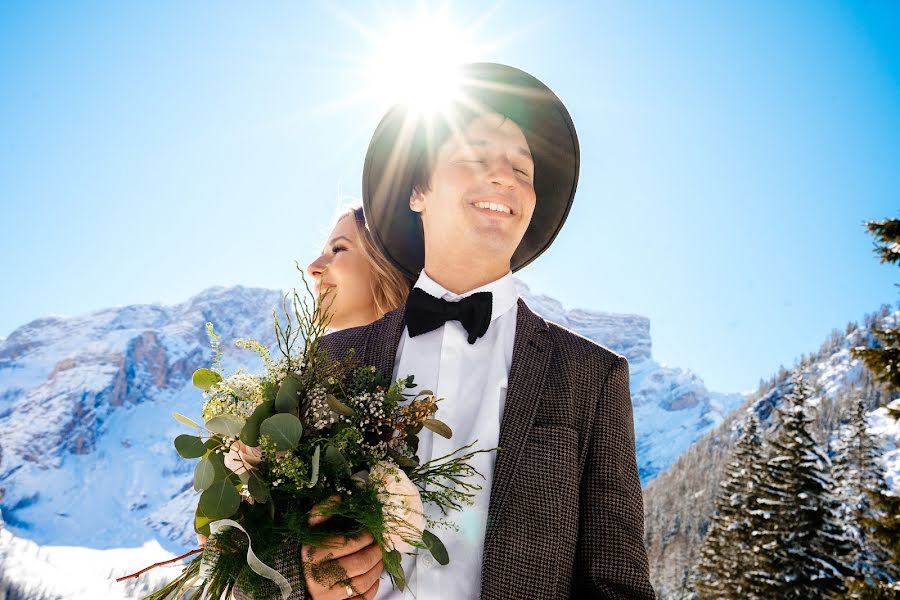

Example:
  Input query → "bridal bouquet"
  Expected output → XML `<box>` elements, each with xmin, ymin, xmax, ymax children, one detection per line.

<box><xmin>127</xmin><ymin>271</ymin><xmax>491</xmax><ymax>600</ymax></box>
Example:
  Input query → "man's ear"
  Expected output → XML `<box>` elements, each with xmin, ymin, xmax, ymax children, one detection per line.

<box><xmin>409</xmin><ymin>189</ymin><xmax>425</xmax><ymax>213</ymax></box>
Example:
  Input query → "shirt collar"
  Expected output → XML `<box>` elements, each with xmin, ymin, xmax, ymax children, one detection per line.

<box><xmin>414</xmin><ymin>269</ymin><xmax>518</xmax><ymax>323</ymax></box>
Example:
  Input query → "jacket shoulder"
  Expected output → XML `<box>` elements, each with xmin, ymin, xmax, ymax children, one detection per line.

<box><xmin>543</xmin><ymin>317</ymin><xmax>628</xmax><ymax>373</ymax></box>
<box><xmin>317</xmin><ymin>305</ymin><xmax>404</xmax><ymax>365</ymax></box>
<box><xmin>317</xmin><ymin>322</ymin><xmax>370</xmax><ymax>361</ymax></box>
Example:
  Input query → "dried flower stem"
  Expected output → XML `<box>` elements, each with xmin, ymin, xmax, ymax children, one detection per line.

<box><xmin>115</xmin><ymin>548</ymin><xmax>203</xmax><ymax>582</ymax></box>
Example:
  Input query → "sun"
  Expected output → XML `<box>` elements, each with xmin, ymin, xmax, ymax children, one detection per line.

<box><xmin>366</xmin><ymin>11</ymin><xmax>471</xmax><ymax>115</ymax></box>
<box><xmin>327</xmin><ymin>3</ymin><xmax>503</xmax><ymax>117</ymax></box>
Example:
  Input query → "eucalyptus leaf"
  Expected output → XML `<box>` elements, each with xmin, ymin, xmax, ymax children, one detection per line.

<box><xmin>308</xmin><ymin>445</ymin><xmax>321</xmax><ymax>488</ymax></box>
<box><xmin>326</xmin><ymin>394</ymin><xmax>356</xmax><ymax>417</ymax></box>
<box><xmin>199</xmin><ymin>480</ymin><xmax>241</xmax><ymax>520</ymax></box>
<box><xmin>192</xmin><ymin>368</ymin><xmax>222</xmax><ymax>391</ymax></box>
<box><xmin>241</xmin><ymin>401</ymin><xmax>275</xmax><ymax>446</ymax></box>
<box><xmin>206</xmin><ymin>414</ymin><xmax>245</xmax><ymax>437</ymax></box>
<box><xmin>263</xmin><ymin>380</ymin><xmax>278</xmax><ymax>403</ymax></box>
<box><xmin>193</xmin><ymin>457</ymin><xmax>215</xmax><ymax>491</ymax></box>
<box><xmin>423</xmin><ymin>419</ymin><xmax>453</xmax><ymax>439</ymax></box>
<box><xmin>174</xmin><ymin>434</ymin><xmax>207</xmax><ymax>459</ymax></box>
<box><xmin>323</xmin><ymin>446</ymin><xmax>351</xmax><ymax>478</ymax></box>
<box><xmin>259</xmin><ymin>413</ymin><xmax>303</xmax><ymax>451</ymax></box>
<box><xmin>208</xmin><ymin>449</ymin><xmax>229</xmax><ymax>482</ymax></box>
<box><xmin>422</xmin><ymin>530</ymin><xmax>449</xmax><ymax>565</ymax></box>
<box><xmin>248</xmin><ymin>475</ymin><xmax>269</xmax><ymax>504</ymax></box>
<box><xmin>414</xmin><ymin>389</ymin><xmax>434</xmax><ymax>399</ymax></box>
<box><xmin>173</xmin><ymin>412</ymin><xmax>201</xmax><ymax>429</ymax></box>
<box><xmin>195</xmin><ymin>506</ymin><xmax>212</xmax><ymax>537</ymax></box>
<box><xmin>275</xmin><ymin>374</ymin><xmax>301</xmax><ymax>413</ymax></box>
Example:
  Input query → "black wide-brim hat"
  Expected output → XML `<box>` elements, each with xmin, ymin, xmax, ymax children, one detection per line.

<box><xmin>362</xmin><ymin>62</ymin><xmax>580</xmax><ymax>279</ymax></box>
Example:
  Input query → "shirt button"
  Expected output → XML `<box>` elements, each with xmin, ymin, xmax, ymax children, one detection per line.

<box><xmin>421</xmin><ymin>554</ymin><xmax>436</xmax><ymax>569</ymax></box>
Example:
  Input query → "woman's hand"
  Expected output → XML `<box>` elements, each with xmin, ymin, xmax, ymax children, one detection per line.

<box><xmin>303</xmin><ymin>496</ymin><xmax>384</xmax><ymax>599</ymax></box>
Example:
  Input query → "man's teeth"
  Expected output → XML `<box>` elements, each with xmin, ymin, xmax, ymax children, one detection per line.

<box><xmin>474</xmin><ymin>202</ymin><xmax>511</xmax><ymax>214</ymax></box>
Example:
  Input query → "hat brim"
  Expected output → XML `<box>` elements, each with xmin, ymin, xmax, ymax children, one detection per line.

<box><xmin>363</xmin><ymin>62</ymin><xmax>580</xmax><ymax>279</ymax></box>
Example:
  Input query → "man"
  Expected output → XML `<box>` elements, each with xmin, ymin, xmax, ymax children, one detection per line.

<box><xmin>301</xmin><ymin>63</ymin><xmax>654</xmax><ymax>599</ymax></box>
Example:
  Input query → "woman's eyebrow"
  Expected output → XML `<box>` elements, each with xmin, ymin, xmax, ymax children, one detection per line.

<box><xmin>323</xmin><ymin>235</ymin><xmax>353</xmax><ymax>253</ymax></box>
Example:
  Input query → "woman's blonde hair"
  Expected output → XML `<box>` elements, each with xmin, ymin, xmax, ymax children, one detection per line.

<box><xmin>338</xmin><ymin>206</ymin><xmax>411</xmax><ymax>318</ymax></box>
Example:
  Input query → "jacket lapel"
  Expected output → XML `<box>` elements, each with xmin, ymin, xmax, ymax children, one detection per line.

<box><xmin>482</xmin><ymin>299</ymin><xmax>552</xmax><ymax>552</ymax></box>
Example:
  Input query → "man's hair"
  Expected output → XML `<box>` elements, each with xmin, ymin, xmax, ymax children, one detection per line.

<box><xmin>408</xmin><ymin>116</ymin><xmax>457</xmax><ymax>198</ymax></box>
<box><xmin>337</xmin><ymin>206</ymin><xmax>412</xmax><ymax>317</ymax></box>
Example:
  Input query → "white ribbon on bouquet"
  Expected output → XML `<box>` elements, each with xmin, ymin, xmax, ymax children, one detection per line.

<box><xmin>199</xmin><ymin>518</ymin><xmax>292</xmax><ymax>600</ymax></box>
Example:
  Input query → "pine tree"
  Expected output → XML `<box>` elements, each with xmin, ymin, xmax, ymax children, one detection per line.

<box><xmin>694</xmin><ymin>413</ymin><xmax>767</xmax><ymax>599</ymax></box>
<box><xmin>852</xmin><ymin>218</ymin><xmax>900</xmax><ymax>395</ymax></box>
<box><xmin>850</xmin><ymin>482</ymin><xmax>900</xmax><ymax>599</ymax></box>
<box><xmin>833</xmin><ymin>399</ymin><xmax>895</xmax><ymax>595</ymax></box>
<box><xmin>747</xmin><ymin>371</ymin><xmax>851</xmax><ymax>598</ymax></box>
<box><xmin>844</xmin><ymin>215</ymin><xmax>900</xmax><ymax>598</ymax></box>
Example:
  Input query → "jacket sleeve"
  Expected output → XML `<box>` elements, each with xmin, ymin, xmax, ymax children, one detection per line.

<box><xmin>571</xmin><ymin>354</ymin><xmax>655</xmax><ymax>599</ymax></box>
<box><xmin>231</xmin><ymin>540</ymin><xmax>309</xmax><ymax>599</ymax></box>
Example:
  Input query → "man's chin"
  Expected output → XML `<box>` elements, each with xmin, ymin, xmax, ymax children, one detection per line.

<box><xmin>460</xmin><ymin>230</ymin><xmax>522</xmax><ymax>263</ymax></box>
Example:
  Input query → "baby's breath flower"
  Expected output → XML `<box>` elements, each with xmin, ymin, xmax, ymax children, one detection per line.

<box><xmin>201</xmin><ymin>371</ymin><xmax>264</xmax><ymax>420</ymax></box>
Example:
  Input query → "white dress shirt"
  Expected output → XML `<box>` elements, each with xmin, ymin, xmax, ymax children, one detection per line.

<box><xmin>374</xmin><ymin>269</ymin><xmax>518</xmax><ymax>600</ymax></box>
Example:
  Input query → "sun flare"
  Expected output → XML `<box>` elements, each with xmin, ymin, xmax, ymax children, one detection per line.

<box><xmin>367</xmin><ymin>12</ymin><xmax>471</xmax><ymax>114</ymax></box>
<box><xmin>327</xmin><ymin>3</ymin><xmax>505</xmax><ymax>118</ymax></box>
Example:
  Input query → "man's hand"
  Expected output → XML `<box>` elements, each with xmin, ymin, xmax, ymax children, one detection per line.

<box><xmin>303</xmin><ymin>496</ymin><xmax>384</xmax><ymax>600</ymax></box>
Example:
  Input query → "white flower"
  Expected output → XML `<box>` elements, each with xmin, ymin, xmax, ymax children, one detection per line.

<box><xmin>369</xmin><ymin>461</ymin><xmax>425</xmax><ymax>553</ymax></box>
<box><xmin>224</xmin><ymin>441</ymin><xmax>263</xmax><ymax>475</ymax></box>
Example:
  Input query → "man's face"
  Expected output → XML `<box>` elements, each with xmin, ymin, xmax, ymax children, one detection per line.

<box><xmin>410</xmin><ymin>112</ymin><xmax>536</xmax><ymax>268</ymax></box>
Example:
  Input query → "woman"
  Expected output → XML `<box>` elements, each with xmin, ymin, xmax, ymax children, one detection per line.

<box><xmin>306</xmin><ymin>206</ymin><xmax>411</xmax><ymax>330</ymax></box>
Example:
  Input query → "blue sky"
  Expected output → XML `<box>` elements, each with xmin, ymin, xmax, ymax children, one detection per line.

<box><xmin>1</xmin><ymin>1</ymin><xmax>898</xmax><ymax>392</ymax></box>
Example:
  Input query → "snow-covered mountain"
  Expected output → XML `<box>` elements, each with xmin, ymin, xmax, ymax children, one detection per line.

<box><xmin>0</xmin><ymin>281</ymin><xmax>742</xmax><ymax>583</ymax></box>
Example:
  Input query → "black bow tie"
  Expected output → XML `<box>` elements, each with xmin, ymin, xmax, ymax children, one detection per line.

<box><xmin>405</xmin><ymin>287</ymin><xmax>493</xmax><ymax>344</ymax></box>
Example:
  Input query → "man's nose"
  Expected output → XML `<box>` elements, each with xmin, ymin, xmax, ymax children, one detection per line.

<box><xmin>487</xmin><ymin>157</ymin><xmax>517</xmax><ymax>189</ymax></box>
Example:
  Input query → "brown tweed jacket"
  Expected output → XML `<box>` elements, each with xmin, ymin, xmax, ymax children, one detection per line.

<box><xmin>237</xmin><ymin>298</ymin><xmax>654</xmax><ymax>600</ymax></box>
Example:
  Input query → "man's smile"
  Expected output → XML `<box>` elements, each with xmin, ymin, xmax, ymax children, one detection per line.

<box><xmin>470</xmin><ymin>195</ymin><xmax>516</xmax><ymax>217</ymax></box>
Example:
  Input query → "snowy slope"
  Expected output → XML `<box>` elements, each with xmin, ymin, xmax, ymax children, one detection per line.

<box><xmin>0</xmin><ymin>512</ymin><xmax>182</xmax><ymax>600</ymax></box>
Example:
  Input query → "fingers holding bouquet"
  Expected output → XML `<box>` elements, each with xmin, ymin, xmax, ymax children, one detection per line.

<box><xmin>303</xmin><ymin>495</ymin><xmax>384</xmax><ymax>600</ymax></box>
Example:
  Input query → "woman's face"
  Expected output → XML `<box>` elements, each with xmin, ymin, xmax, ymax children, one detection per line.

<box><xmin>306</xmin><ymin>215</ymin><xmax>378</xmax><ymax>330</ymax></box>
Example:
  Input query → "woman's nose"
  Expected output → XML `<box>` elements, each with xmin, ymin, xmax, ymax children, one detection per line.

<box><xmin>307</xmin><ymin>255</ymin><xmax>327</xmax><ymax>279</ymax></box>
